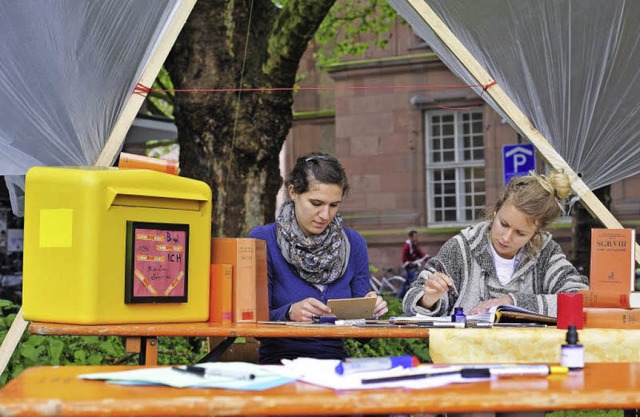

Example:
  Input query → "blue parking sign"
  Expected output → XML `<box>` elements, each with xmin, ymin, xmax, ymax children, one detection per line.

<box><xmin>503</xmin><ymin>144</ymin><xmax>536</xmax><ymax>185</ymax></box>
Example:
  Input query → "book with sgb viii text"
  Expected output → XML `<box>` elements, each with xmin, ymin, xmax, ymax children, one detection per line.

<box><xmin>589</xmin><ymin>228</ymin><xmax>636</xmax><ymax>293</ymax></box>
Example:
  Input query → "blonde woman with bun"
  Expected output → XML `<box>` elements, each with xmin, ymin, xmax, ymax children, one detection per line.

<box><xmin>403</xmin><ymin>170</ymin><xmax>588</xmax><ymax>318</ymax></box>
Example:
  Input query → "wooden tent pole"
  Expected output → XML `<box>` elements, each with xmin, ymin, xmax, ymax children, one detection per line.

<box><xmin>0</xmin><ymin>310</ymin><xmax>28</xmax><ymax>377</ymax></box>
<box><xmin>405</xmin><ymin>0</ymin><xmax>640</xmax><ymax>264</ymax></box>
<box><xmin>0</xmin><ymin>0</ymin><xmax>197</xmax><ymax>378</ymax></box>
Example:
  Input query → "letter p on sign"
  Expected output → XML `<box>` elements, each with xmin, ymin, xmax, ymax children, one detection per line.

<box><xmin>503</xmin><ymin>144</ymin><xmax>536</xmax><ymax>186</ymax></box>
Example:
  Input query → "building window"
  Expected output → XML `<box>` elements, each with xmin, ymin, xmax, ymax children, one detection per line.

<box><xmin>425</xmin><ymin>109</ymin><xmax>485</xmax><ymax>225</ymax></box>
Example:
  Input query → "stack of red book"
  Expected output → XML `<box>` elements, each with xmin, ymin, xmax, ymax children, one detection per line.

<box><xmin>580</xmin><ymin>228</ymin><xmax>638</xmax><ymax>328</ymax></box>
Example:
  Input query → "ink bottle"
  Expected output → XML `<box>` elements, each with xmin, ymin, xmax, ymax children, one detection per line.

<box><xmin>560</xmin><ymin>325</ymin><xmax>584</xmax><ymax>370</ymax></box>
<box><xmin>451</xmin><ymin>307</ymin><xmax>466</xmax><ymax>325</ymax></box>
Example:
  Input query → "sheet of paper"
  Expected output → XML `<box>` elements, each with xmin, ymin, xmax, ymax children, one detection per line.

<box><xmin>276</xmin><ymin>358</ymin><xmax>488</xmax><ymax>390</ymax></box>
<box><xmin>78</xmin><ymin>362</ymin><xmax>295</xmax><ymax>390</ymax></box>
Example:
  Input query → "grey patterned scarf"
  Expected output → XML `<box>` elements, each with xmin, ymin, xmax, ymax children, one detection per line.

<box><xmin>276</xmin><ymin>200</ymin><xmax>350</xmax><ymax>285</ymax></box>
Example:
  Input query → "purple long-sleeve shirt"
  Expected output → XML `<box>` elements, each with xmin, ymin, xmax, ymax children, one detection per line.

<box><xmin>248</xmin><ymin>223</ymin><xmax>370</xmax><ymax>364</ymax></box>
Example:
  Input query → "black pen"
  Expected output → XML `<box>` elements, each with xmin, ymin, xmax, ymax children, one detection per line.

<box><xmin>416</xmin><ymin>321</ymin><xmax>465</xmax><ymax>328</ymax></box>
<box><xmin>493</xmin><ymin>322</ymin><xmax>547</xmax><ymax>327</ymax></box>
<box><xmin>172</xmin><ymin>365</ymin><xmax>256</xmax><ymax>380</ymax></box>
<box><xmin>428</xmin><ymin>258</ymin><xmax>459</xmax><ymax>297</ymax></box>
<box><xmin>361</xmin><ymin>368</ymin><xmax>490</xmax><ymax>384</ymax></box>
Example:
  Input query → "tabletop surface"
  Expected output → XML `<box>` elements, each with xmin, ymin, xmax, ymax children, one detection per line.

<box><xmin>0</xmin><ymin>362</ymin><xmax>638</xmax><ymax>416</ymax></box>
<box><xmin>429</xmin><ymin>327</ymin><xmax>640</xmax><ymax>363</ymax></box>
<box><xmin>29</xmin><ymin>321</ymin><xmax>431</xmax><ymax>338</ymax></box>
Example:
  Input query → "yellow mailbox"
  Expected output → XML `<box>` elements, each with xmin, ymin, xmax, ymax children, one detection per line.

<box><xmin>22</xmin><ymin>166</ymin><xmax>212</xmax><ymax>324</ymax></box>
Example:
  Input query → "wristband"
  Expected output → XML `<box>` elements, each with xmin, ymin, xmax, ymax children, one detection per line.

<box><xmin>284</xmin><ymin>304</ymin><xmax>293</xmax><ymax>321</ymax></box>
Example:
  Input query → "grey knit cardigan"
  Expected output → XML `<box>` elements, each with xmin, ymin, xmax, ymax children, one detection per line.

<box><xmin>402</xmin><ymin>221</ymin><xmax>589</xmax><ymax>318</ymax></box>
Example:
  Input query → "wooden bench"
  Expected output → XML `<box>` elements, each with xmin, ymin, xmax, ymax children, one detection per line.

<box><xmin>0</xmin><ymin>362</ymin><xmax>639</xmax><ymax>416</ymax></box>
<box><xmin>28</xmin><ymin>321</ymin><xmax>431</xmax><ymax>365</ymax></box>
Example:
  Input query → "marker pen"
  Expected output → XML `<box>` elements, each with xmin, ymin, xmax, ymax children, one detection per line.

<box><xmin>360</xmin><ymin>365</ymin><xmax>568</xmax><ymax>384</ymax></box>
<box><xmin>416</xmin><ymin>321</ymin><xmax>465</xmax><ymax>328</ymax></box>
<box><xmin>482</xmin><ymin>365</ymin><xmax>568</xmax><ymax>377</ymax></box>
<box><xmin>335</xmin><ymin>355</ymin><xmax>419</xmax><ymax>375</ymax></box>
<box><xmin>312</xmin><ymin>315</ymin><xmax>337</xmax><ymax>324</ymax></box>
<box><xmin>172</xmin><ymin>365</ymin><xmax>256</xmax><ymax>380</ymax></box>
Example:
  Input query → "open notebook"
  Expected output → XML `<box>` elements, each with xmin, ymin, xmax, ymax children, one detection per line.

<box><xmin>470</xmin><ymin>305</ymin><xmax>556</xmax><ymax>325</ymax></box>
<box><xmin>391</xmin><ymin>305</ymin><xmax>556</xmax><ymax>325</ymax></box>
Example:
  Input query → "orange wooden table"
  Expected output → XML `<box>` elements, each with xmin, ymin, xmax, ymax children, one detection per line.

<box><xmin>28</xmin><ymin>321</ymin><xmax>430</xmax><ymax>365</ymax></box>
<box><xmin>0</xmin><ymin>362</ymin><xmax>638</xmax><ymax>416</ymax></box>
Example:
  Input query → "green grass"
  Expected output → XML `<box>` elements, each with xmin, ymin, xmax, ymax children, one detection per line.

<box><xmin>548</xmin><ymin>411</ymin><xmax>623</xmax><ymax>417</ymax></box>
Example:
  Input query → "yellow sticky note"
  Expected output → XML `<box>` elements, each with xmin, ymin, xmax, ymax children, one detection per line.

<box><xmin>40</xmin><ymin>209</ymin><xmax>73</xmax><ymax>248</ymax></box>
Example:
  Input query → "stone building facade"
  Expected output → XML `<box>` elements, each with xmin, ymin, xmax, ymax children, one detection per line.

<box><xmin>283</xmin><ymin>21</ymin><xmax>640</xmax><ymax>274</ymax></box>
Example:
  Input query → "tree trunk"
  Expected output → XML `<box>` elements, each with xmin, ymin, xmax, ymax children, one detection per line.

<box><xmin>164</xmin><ymin>0</ymin><xmax>336</xmax><ymax>237</ymax></box>
<box><xmin>571</xmin><ymin>185</ymin><xmax>611</xmax><ymax>276</ymax></box>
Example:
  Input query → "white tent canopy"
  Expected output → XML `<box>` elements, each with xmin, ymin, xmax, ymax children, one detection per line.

<box><xmin>388</xmin><ymin>0</ymin><xmax>640</xmax><ymax>191</ymax></box>
<box><xmin>0</xmin><ymin>0</ymin><xmax>196</xmax><ymax>376</ymax></box>
<box><xmin>0</xmin><ymin>0</ymin><xmax>185</xmax><ymax>215</ymax></box>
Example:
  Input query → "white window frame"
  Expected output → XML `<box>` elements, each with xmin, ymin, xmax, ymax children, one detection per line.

<box><xmin>425</xmin><ymin>109</ymin><xmax>486</xmax><ymax>226</ymax></box>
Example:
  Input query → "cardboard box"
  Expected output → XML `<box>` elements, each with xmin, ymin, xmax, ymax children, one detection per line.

<box><xmin>22</xmin><ymin>166</ymin><xmax>212</xmax><ymax>324</ymax></box>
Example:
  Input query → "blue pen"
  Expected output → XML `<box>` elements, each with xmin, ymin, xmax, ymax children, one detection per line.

<box><xmin>335</xmin><ymin>355</ymin><xmax>419</xmax><ymax>375</ymax></box>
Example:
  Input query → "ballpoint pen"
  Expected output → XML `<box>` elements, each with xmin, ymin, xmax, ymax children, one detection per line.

<box><xmin>428</xmin><ymin>258</ymin><xmax>459</xmax><ymax>297</ymax></box>
<box><xmin>360</xmin><ymin>365</ymin><xmax>568</xmax><ymax>384</ymax></box>
<box><xmin>361</xmin><ymin>369</ymin><xmax>464</xmax><ymax>384</ymax></box>
<box><xmin>172</xmin><ymin>365</ymin><xmax>256</xmax><ymax>380</ymax></box>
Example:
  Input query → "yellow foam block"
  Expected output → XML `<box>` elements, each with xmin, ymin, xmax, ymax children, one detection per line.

<box><xmin>23</xmin><ymin>166</ymin><xmax>212</xmax><ymax>324</ymax></box>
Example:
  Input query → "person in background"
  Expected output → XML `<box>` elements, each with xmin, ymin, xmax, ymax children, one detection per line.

<box><xmin>403</xmin><ymin>170</ymin><xmax>588</xmax><ymax>318</ymax></box>
<box><xmin>249</xmin><ymin>152</ymin><xmax>388</xmax><ymax>365</ymax></box>
<box><xmin>400</xmin><ymin>230</ymin><xmax>427</xmax><ymax>297</ymax></box>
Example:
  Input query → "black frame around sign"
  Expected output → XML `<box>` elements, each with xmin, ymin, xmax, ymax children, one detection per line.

<box><xmin>124</xmin><ymin>221</ymin><xmax>189</xmax><ymax>304</ymax></box>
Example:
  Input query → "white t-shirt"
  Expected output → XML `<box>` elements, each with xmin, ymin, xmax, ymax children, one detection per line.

<box><xmin>488</xmin><ymin>242</ymin><xmax>520</xmax><ymax>286</ymax></box>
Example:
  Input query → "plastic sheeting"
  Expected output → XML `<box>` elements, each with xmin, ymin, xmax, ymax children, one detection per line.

<box><xmin>388</xmin><ymin>0</ymin><xmax>640</xmax><ymax>193</ymax></box>
<box><xmin>0</xmin><ymin>0</ymin><xmax>180</xmax><ymax>215</ymax></box>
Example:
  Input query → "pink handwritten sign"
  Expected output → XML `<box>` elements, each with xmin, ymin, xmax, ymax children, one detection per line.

<box><xmin>125</xmin><ymin>222</ymin><xmax>189</xmax><ymax>304</ymax></box>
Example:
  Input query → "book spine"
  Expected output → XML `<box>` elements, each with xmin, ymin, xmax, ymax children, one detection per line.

<box><xmin>118</xmin><ymin>152</ymin><xmax>179</xmax><ymax>175</ymax></box>
<box><xmin>579</xmin><ymin>290</ymin><xmax>631</xmax><ymax>308</ymax></box>
<box><xmin>254</xmin><ymin>239</ymin><xmax>269</xmax><ymax>322</ymax></box>
<box><xmin>210</xmin><ymin>238</ymin><xmax>257</xmax><ymax>323</ymax></box>
<box><xmin>209</xmin><ymin>264</ymin><xmax>233</xmax><ymax>325</ymax></box>
<box><xmin>583</xmin><ymin>308</ymin><xmax>640</xmax><ymax>329</ymax></box>
<box><xmin>235</xmin><ymin>239</ymin><xmax>257</xmax><ymax>322</ymax></box>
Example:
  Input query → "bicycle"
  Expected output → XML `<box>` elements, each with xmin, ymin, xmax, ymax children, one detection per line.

<box><xmin>369</xmin><ymin>267</ymin><xmax>405</xmax><ymax>298</ymax></box>
<box><xmin>399</xmin><ymin>254</ymin><xmax>430</xmax><ymax>297</ymax></box>
<box><xmin>401</xmin><ymin>254</ymin><xmax>430</xmax><ymax>272</ymax></box>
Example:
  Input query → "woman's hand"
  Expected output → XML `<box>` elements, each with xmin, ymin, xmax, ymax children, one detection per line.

<box><xmin>289</xmin><ymin>298</ymin><xmax>332</xmax><ymax>322</ymax></box>
<box><xmin>365</xmin><ymin>291</ymin><xmax>388</xmax><ymax>319</ymax></box>
<box><xmin>419</xmin><ymin>272</ymin><xmax>455</xmax><ymax>309</ymax></box>
<box><xmin>468</xmin><ymin>295</ymin><xmax>513</xmax><ymax>315</ymax></box>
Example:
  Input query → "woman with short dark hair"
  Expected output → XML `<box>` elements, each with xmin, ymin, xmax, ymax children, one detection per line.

<box><xmin>249</xmin><ymin>152</ymin><xmax>387</xmax><ymax>364</ymax></box>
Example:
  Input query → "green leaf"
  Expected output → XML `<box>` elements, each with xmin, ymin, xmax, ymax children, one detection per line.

<box><xmin>88</xmin><ymin>354</ymin><xmax>103</xmax><ymax>365</ymax></box>
<box><xmin>74</xmin><ymin>350</ymin><xmax>87</xmax><ymax>364</ymax></box>
<box><xmin>47</xmin><ymin>338</ymin><xmax>65</xmax><ymax>366</ymax></box>
<box><xmin>19</xmin><ymin>344</ymin><xmax>40</xmax><ymax>361</ymax></box>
